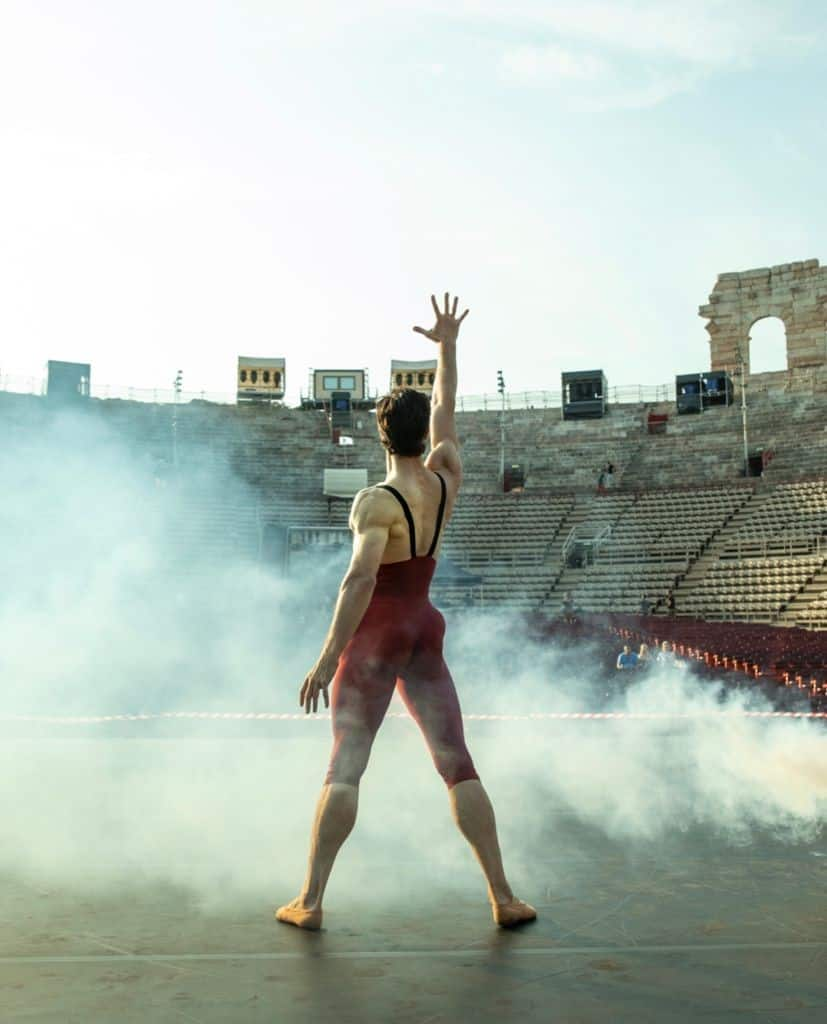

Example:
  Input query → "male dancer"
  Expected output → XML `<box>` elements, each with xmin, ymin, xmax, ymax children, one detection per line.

<box><xmin>276</xmin><ymin>294</ymin><xmax>536</xmax><ymax>930</ymax></box>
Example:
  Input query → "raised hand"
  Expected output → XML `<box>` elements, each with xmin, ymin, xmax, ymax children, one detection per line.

<box><xmin>413</xmin><ymin>292</ymin><xmax>469</xmax><ymax>345</ymax></box>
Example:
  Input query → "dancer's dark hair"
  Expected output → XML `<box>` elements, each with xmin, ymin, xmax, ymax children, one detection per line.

<box><xmin>376</xmin><ymin>388</ymin><xmax>430</xmax><ymax>457</ymax></box>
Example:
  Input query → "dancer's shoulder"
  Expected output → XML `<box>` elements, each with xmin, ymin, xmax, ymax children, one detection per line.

<box><xmin>426</xmin><ymin>440</ymin><xmax>462</xmax><ymax>490</ymax></box>
<box><xmin>349</xmin><ymin>486</ymin><xmax>398</xmax><ymax>531</ymax></box>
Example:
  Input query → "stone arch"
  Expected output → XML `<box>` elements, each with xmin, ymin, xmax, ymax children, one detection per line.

<box><xmin>698</xmin><ymin>259</ymin><xmax>827</xmax><ymax>373</ymax></box>
<box><xmin>748</xmin><ymin>315</ymin><xmax>787</xmax><ymax>374</ymax></box>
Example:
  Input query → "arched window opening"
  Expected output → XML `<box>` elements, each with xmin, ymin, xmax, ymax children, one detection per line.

<box><xmin>405</xmin><ymin>373</ymin><xmax>413</xmax><ymax>386</ymax></box>
<box><xmin>263</xmin><ymin>370</ymin><xmax>270</xmax><ymax>383</ymax></box>
<box><xmin>395</xmin><ymin>373</ymin><xmax>403</xmax><ymax>386</ymax></box>
<box><xmin>251</xmin><ymin>369</ymin><xmax>258</xmax><ymax>384</ymax></box>
<box><xmin>749</xmin><ymin>317</ymin><xmax>787</xmax><ymax>374</ymax></box>
<box><xmin>418</xmin><ymin>372</ymin><xmax>425</xmax><ymax>385</ymax></box>
<box><xmin>240</xmin><ymin>369</ymin><xmax>247</xmax><ymax>382</ymax></box>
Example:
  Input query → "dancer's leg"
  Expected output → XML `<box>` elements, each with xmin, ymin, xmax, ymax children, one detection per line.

<box><xmin>275</xmin><ymin>783</ymin><xmax>358</xmax><ymax>930</ymax></box>
<box><xmin>277</xmin><ymin>642</ymin><xmax>398</xmax><ymax>930</ymax></box>
<box><xmin>449</xmin><ymin>778</ymin><xmax>512</xmax><ymax>903</ymax></box>
<box><xmin>398</xmin><ymin>636</ymin><xmax>536</xmax><ymax>928</ymax></box>
<box><xmin>449</xmin><ymin>779</ymin><xmax>536</xmax><ymax>927</ymax></box>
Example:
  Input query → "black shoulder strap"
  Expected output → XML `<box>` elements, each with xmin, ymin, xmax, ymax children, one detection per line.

<box><xmin>426</xmin><ymin>472</ymin><xmax>447</xmax><ymax>558</ymax></box>
<box><xmin>376</xmin><ymin>485</ymin><xmax>416</xmax><ymax>558</ymax></box>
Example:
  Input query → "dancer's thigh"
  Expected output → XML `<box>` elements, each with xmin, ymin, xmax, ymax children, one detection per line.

<box><xmin>331</xmin><ymin>644</ymin><xmax>398</xmax><ymax>739</ymax></box>
<box><xmin>396</xmin><ymin>646</ymin><xmax>478</xmax><ymax>787</ymax></box>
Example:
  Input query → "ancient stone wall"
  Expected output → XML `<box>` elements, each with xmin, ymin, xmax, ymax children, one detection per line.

<box><xmin>699</xmin><ymin>259</ymin><xmax>827</xmax><ymax>373</ymax></box>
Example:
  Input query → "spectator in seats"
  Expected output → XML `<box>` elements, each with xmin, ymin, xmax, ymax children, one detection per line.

<box><xmin>616</xmin><ymin>644</ymin><xmax>638</xmax><ymax>670</ymax></box>
<box><xmin>605</xmin><ymin>462</ymin><xmax>615</xmax><ymax>489</ymax></box>
<box><xmin>637</xmin><ymin>643</ymin><xmax>651</xmax><ymax>667</ymax></box>
<box><xmin>639</xmin><ymin>593</ymin><xmax>650</xmax><ymax>616</ymax></box>
<box><xmin>596</xmin><ymin>468</ymin><xmax>606</xmax><ymax>495</ymax></box>
<box><xmin>666</xmin><ymin>589</ymin><xmax>676</xmax><ymax>617</ymax></box>
<box><xmin>561</xmin><ymin>590</ymin><xmax>575</xmax><ymax>619</ymax></box>
<box><xmin>656</xmin><ymin>640</ymin><xmax>674</xmax><ymax>665</ymax></box>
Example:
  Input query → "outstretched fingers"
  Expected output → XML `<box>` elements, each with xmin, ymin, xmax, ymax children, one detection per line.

<box><xmin>413</xmin><ymin>325</ymin><xmax>438</xmax><ymax>339</ymax></box>
<box><xmin>417</xmin><ymin>293</ymin><xmax>468</xmax><ymax>336</ymax></box>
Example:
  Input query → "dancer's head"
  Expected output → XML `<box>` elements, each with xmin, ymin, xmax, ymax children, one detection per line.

<box><xmin>376</xmin><ymin>388</ymin><xmax>430</xmax><ymax>457</ymax></box>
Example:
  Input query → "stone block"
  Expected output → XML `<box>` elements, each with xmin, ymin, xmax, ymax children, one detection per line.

<box><xmin>741</xmin><ymin>267</ymin><xmax>771</xmax><ymax>280</ymax></box>
<box><xmin>803</xmin><ymin>258</ymin><xmax>820</xmax><ymax>269</ymax></box>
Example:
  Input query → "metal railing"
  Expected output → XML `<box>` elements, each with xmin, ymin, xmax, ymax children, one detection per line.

<box><xmin>457</xmin><ymin>383</ymin><xmax>675</xmax><ymax>412</ymax></box>
<box><xmin>0</xmin><ymin>373</ymin><xmax>237</xmax><ymax>405</ymax></box>
<box><xmin>561</xmin><ymin>524</ymin><xmax>613</xmax><ymax>567</ymax></box>
<box><xmin>1</xmin><ymin>373</ymin><xmax>677</xmax><ymax>410</ymax></box>
<box><xmin>729</xmin><ymin>528</ymin><xmax>824</xmax><ymax>561</ymax></box>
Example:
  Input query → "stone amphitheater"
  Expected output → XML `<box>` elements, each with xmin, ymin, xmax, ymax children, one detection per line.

<box><xmin>3</xmin><ymin>260</ymin><xmax>826</xmax><ymax>634</ymax></box>
<box><xmin>3</xmin><ymin>362</ymin><xmax>825</xmax><ymax>631</ymax></box>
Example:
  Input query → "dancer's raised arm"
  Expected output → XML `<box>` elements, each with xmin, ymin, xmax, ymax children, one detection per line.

<box><xmin>413</xmin><ymin>292</ymin><xmax>468</xmax><ymax>484</ymax></box>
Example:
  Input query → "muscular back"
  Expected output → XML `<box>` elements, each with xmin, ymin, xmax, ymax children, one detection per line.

<box><xmin>348</xmin><ymin>443</ymin><xmax>461</xmax><ymax>568</ymax></box>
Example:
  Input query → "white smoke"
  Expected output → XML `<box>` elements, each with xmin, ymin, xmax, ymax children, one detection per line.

<box><xmin>0</xmin><ymin>403</ymin><xmax>824</xmax><ymax>915</ymax></box>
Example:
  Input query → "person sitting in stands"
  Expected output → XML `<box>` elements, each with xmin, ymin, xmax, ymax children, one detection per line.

<box><xmin>596</xmin><ymin>468</ymin><xmax>606</xmax><ymax>495</ymax></box>
<box><xmin>616</xmin><ymin>644</ymin><xmax>638</xmax><ymax>670</ymax></box>
<box><xmin>639</xmin><ymin>593</ymin><xmax>650</xmax><ymax>616</ymax></box>
<box><xmin>637</xmin><ymin>642</ymin><xmax>651</xmax><ymax>667</ymax></box>
<box><xmin>666</xmin><ymin>589</ymin><xmax>676</xmax><ymax>617</ymax></box>
<box><xmin>656</xmin><ymin>640</ymin><xmax>673</xmax><ymax>664</ymax></box>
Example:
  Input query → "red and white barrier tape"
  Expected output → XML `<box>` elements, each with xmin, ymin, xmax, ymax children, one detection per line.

<box><xmin>0</xmin><ymin>710</ymin><xmax>825</xmax><ymax>724</ymax></box>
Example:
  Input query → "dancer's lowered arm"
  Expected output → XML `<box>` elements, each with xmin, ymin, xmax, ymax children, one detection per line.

<box><xmin>298</xmin><ymin>492</ymin><xmax>390</xmax><ymax>714</ymax></box>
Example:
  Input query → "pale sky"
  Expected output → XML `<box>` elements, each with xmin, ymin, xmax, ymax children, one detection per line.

<box><xmin>1</xmin><ymin>1</ymin><xmax>825</xmax><ymax>404</ymax></box>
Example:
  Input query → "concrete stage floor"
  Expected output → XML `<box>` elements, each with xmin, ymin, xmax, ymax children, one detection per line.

<box><xmin>1</xmin><ymin>729</ymin><xmax>825</xmax><ymax>1023</ymax></box>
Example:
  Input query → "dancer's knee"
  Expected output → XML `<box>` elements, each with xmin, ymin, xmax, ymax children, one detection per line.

<box><xmin>436</xmin><ymin>749</ymin><xmax>480</xmax><ymax>790</ymax></box>
<box><xmin>324</xmin><ymin>763</ymin><xmax>365</xmax><ymax>787</ymax></box>
<box><xmin>325</xmin><ymin>738</ymin><xmax>372</xmax><ymax>787</ymax></box>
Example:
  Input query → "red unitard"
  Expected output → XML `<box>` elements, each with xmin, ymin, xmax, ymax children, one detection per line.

<box><xmin>325</xmin><ymin>473</ymin><xmax>479</xmax><ymax>790</ymax></box>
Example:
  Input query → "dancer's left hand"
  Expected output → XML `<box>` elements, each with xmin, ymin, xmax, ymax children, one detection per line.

<box><xmin>300</xmin><ymin>657</ymin><xmax>336</xmax><ymax>714</ymax></box>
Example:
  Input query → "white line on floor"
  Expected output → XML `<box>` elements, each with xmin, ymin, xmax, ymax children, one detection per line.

<box><xmin>1</xmin><ymin>941</ymin><xmax>826</xmax><ymax>965</ymax></box>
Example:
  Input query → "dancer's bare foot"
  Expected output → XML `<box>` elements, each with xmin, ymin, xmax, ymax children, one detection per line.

<box><xmin>492</xmin><ymin>898</ymin><xmax>537</xmax><ymax>928</ymax></box>
<box><xmin>275</xmin><ymin>897</ymin><xmax>322</xmax><ymax>931</ymax></box>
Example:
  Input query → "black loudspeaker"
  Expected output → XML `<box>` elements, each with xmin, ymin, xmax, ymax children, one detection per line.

<box><xmin>330</xmin><ymin>391</ymin><xmax>352</xmax><ymax>430</ymax></box>
<box><xmin>676</xmin><ymin>372</ymin><xmax>733</xmax><ymax>414</ymax></box>
<box><xmin>47</xmin><ymin>360</ymin><xmax>91</xmax><ymax>402</ymax></box>
<box><xmin>562</xmin><ymin>370</ymin><xmax>607</xmax><ymax>419</ymax></box>
<box><xmin>504</xmin><ymin>464</ymin><xmax>525</xmax><ymax>492</ymax></box>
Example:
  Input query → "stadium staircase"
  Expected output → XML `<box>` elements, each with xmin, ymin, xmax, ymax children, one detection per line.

<box><xmin>672</xmin><ymin>486</ymin><xmax>761</xmax><ymax>609</ymax></box>
<box><xmin>779</xmin><ymin>563</ymin><xmax>827</xmax><ymax>629</ymax></box>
